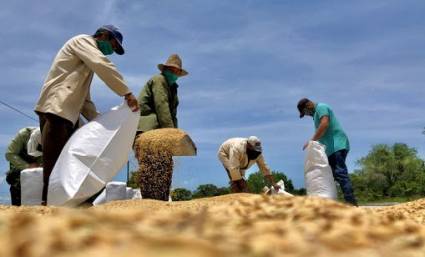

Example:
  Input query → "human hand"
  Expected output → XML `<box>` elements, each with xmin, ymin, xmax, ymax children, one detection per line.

<box><xmin>272</xmin><ymin>184</ymin><xmax>281</xmax><ymax>191</ymax></box>
<box><xmin>125</xmin><ymin>93</ymin><xmax>139</xmax><ymax>112</ymax></box>
<box><xmin>238</xmin><ymin>179</ymin><xmax>249</xmax><ymax>193</ymax></box>
<box><xmin>28</xmin><ymin>163</ymin><xmax>40</xmax><ymax>168</ymax></box>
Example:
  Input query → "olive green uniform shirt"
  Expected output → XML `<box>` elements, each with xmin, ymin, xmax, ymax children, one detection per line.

<box><xmin>137</xmin><ymin>74</ymin><xmax>179</xmax><ymax>132</ymax></box>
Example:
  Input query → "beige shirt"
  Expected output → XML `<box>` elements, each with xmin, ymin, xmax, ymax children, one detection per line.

<box><xmin>218</xmin><ymin>138</ymin><xmax>271</xmax><ymax>181</ymax></box>
<box><xmin>35</xmin><ymin>34</ymin><xmax>131</xmax><ymax>124</ymax></box>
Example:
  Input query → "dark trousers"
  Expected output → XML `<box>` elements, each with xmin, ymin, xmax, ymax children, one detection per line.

<box><xmin>328</xmin><ymin>149</ymin><xmax>358</xmax><ymax>206</ymax></box>
<box><xmin>39</xmin><ymin>113</ymin><xmax>76</xmax><ymax>203</ymax></box>
<box><xmin>6</xmin><ymin>171</ymin><xmax>21</xmax><ymax>206</ymax></box>
<box><xmin>10</xmin><ymin>184</ymin><xmax>21</xmax><ymax>206</ymax></box>
<box><xmin>224</xmin><ymin>167</ymin><xmax>249</xmax><ymax>193</ymax></box>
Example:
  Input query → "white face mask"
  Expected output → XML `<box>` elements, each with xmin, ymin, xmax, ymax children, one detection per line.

<box><xmin>27</xmin><ymin>128</ymin><xmax>42</xmax><ymax>157</ymax></box>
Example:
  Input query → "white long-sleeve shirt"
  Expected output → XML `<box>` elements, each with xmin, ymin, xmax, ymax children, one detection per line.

<box><xmin>218</xmin><ymin>138</ymin><xmax>271</xmax><ymax>181</ymax></box>
<box><xmin>35</xmin><ymin>34</ymin><xmax>131</xmax><ymax>124</ymax></box>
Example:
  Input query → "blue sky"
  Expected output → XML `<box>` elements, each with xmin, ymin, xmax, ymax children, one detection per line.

<box><xmin>0</xmin><ymin>0</ymin><xmax>424</xmax><ymax>203</ymax></box>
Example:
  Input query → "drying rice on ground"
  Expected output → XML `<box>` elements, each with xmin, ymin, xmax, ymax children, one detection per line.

<box><xmin>134</xmin><ymin>128</ymin><xmax>195</xmax><ymax>201</ymax></box>
<box><xmin>371</xmin><ymin>199</ymin><xmax>425</xmax><ymax>225</ymax></box>
<box><xmin>1</xmin><ymin>194</ymin><xmax>425</xmax><ymax>256</ymax></box>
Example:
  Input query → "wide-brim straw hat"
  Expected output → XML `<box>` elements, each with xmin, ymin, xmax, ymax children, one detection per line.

<box><xmin>157</xmin><ymin>54</ymin><xmax>188</xmax><ymax>77</ymax></box>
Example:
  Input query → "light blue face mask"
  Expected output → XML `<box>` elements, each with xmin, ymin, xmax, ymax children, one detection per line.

<box><xmin>163</xmin><ymin>70</ymin><xmax>179</xmax><ymax>85</ymax></box>
<box><xmin>97</xmin><ymin>40</ymin><xmax>114</xmax><ymax>55</ymax></box>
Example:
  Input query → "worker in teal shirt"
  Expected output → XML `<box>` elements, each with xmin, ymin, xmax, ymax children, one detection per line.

<box><xmin>297</xmin><ymin>98</ymin><xmax>357</xmax><ymax>206</ymax></box>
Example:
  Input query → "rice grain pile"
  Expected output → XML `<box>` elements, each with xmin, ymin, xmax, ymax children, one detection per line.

<box><xmin>134</xmin><ymin>128</ymin><xmax>193</xmax><ymax>201</ymax></box>
<box><xmin>1</xmin><ymin>195</ymin><xmax>425</xmax><ymax>257</ymax></box>
<box><xmin>371</xmin><ymin>198</ymin><xmax>425</xmax><ymax>225</ymax></box>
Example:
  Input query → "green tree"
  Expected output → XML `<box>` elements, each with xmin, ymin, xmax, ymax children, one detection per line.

<box><xmin>171</xmin><ymin>188</ymin><xmax>192</xmax><ymax>201</ymax></box>
<box><xmin>217</xmin><ymin>186</ymin><xmax>231</xmax><ymax>195</ymax></box>
<box><xmin>192</xmin><ymin>184</ymin><xmax>220</xmax><ymax>198</ymax></box>
<box><xmin>127</xmin><ymin>171</ymin><xmax>140</xmax><ymax>189</ymax></box>
<box><xmin>292</xmin><ymin>188</ymin><xmax>306</xmax><ymax>195</ymax></box>
<box><xmin>191</xmin><ymin>184</ymin><xmax>230</xmax><ymax>198</ymax></box>
<box><xmin>246</xmin><ymin>171</ymin><xmax>295</xmax><ymax>194</ymax></box>
<box><xmin>353</xmin><ymin>143</ymin><xmax>425</xmax><ymax>201</ymax></box>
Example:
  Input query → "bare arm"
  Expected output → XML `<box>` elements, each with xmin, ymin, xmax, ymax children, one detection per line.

<box><xmin>312</xmin><ymin>116</ymin><xmax>329</xmax><ymax>141</ymax></box>
<box><xmin>303</xmin><ymin>116</ymin><xmax>330</xmax><ymax>150</ymax></box>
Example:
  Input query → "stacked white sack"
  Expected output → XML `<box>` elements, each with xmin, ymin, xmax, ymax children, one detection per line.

<box><xmin>47</xmin><ymin>104</ymin><xmax>140</xmax><ymax>206</ymax></box>
<box><xmin>105</xmin><ymin>181</ymin><xmax>127</xmax><ymax>202</ymax></box>
<box><xmin>93</xmin><ymin>182</ymin><xmax>142</xmax><ymax>206</ymax></box>
<box><xmin>20</xmin><ymin>167</ymin><xmax>43</xmax><ymax>205</ymax></box>
<box><xmin>126</xmin><ymin>187</ymin><xmax>142</xmax><ymax>199</ymax></box>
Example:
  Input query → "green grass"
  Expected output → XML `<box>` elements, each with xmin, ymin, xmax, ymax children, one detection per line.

<box><xmin>357</xmin><ymin>196</ymin><xmax>424</xmax><ymax>205</ymax></box>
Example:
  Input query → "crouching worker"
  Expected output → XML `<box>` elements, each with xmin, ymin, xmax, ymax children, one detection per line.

<box><xmin>5</xmin><ymin>127</ymin><xmax>43</xmax><ymax>206</ymax></box>
<box><xmin>218</xmin><ymin>136</ymin><xmax>279</xmax><ymax>193</ymax></box>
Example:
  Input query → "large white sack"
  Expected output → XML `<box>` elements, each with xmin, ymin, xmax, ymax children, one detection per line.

<box><xmin>47</xmin><ymin>104</ymin><xmax>140</xmax><ymax>206</ymax></box>
<box><xmin>20</xmin><ymin>167</ymin><xmax>43</xmax><ymax>205</ymax></box>
<box><xmin>304</xmin><ymin>141</ymin><xmax>337</xmax><ymax>199</ymax></box>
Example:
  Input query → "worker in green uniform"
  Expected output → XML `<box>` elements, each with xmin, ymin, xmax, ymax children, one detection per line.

<box><xmin>5</xmin><ymin>127</ymin><xmax>43</xmax><ymax>206</ymax></box>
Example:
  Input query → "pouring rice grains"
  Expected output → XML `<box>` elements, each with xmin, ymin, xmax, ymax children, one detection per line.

<box><xmin>134</xmin><ymin>128</ymin><xmax>196</xmax><ymax>201</ymax></box>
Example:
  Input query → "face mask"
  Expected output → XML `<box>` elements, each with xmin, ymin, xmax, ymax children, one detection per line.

<box><xmin>163</xmin><ymin>70</ymin><xmax>179</xmax><ymax>85</ymax></box>
<box><xmin>97</xmin><ymin>40</ymin><xmax>114</xmax><ymax>55</ymax></box>
<box><xmin>247</xmin><ymin>148</ymin><xmax>261</xmax><ymax>160</ymax></box>
<box><xmin>303</xmin><ymin>107</ymin><xmax>315</xmax><ymax>117</ymax></box>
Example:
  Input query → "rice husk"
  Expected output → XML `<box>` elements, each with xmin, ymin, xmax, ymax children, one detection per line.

<box><xmin>1</xmin><ymin>195</ymin><xmax>425</xmax><ymax>256</ymax></box>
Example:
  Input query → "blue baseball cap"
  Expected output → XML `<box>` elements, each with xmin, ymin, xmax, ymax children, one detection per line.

<box><xmin>99</xmin><ymin>25</ymin><xmax>125</xmax><ymax>55</ymax></box>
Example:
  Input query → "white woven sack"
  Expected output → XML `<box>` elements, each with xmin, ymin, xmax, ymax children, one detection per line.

<box><xmin>94</xmin><ymin>185</ymin><xmax>143</xmax><ymax>206</ymax></box>
<box><xmin>132</xmin><ymin>188</ymin><xmax>142</xmax><ymax>199</ymax></box>
<box><xmin>304</xmin><ymin>141</ymin><xmax>337</xmax><ymax>199</ymax></box>
<box><xmin>106</xmin><ymin>181</ymin><xmax>127</xmax><ymax>202</ymax></box>
<box><xmin>20</xmin><ymin>167</ymin><xmax>43</xmax><ymax>205</ymax></box>
<box><xmin>92</xmin><ymin>189</ymin><xmax>107</xmax><ymax>206</ymax></box>
<box><xmin>47</xmin><ymin>104</ymin><xmax>139</xmax><ymax>206</ymax></box>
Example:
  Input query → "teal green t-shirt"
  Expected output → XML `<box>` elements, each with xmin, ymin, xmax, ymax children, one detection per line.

<box><xmin>313</xmin><ymin>103</ymin><xmax>350</xmax><ymax>156</ymax></box>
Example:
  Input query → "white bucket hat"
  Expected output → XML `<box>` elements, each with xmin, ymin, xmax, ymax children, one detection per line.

<box><xmin>247</xmin><ymin>136</ymin><xmax>262</xmax><ymax>152</ymax></box>
<box><xmin>157</xmin><ymin>54</ymin><xmax>188</xmax><ymax>77</ymax></box>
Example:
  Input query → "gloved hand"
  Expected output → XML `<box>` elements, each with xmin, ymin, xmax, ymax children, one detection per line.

<box><xmin>124</xmin><ymin>93</ymin><xmax>139</xmax><ymax>112</ymax></box>
<box><xmin>230</xmin><ymin>179</ymin><xmax>249</xmax><ymax>193</ymax></box>
<box><xmin>264</xmin><ymin>174</ymin><xmax>280</xmax><ymax>190</ymax></box>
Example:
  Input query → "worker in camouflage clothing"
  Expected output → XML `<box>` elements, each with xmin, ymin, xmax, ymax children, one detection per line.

<box><xmin>5</xmin><ymin>127</ymin><xmax>43</xmax><ymax>206</ymax></box>
<box><xmin>135</xmin><ymin>54</ymin><xmax>188</xmax><ymax>201</ymax></box>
